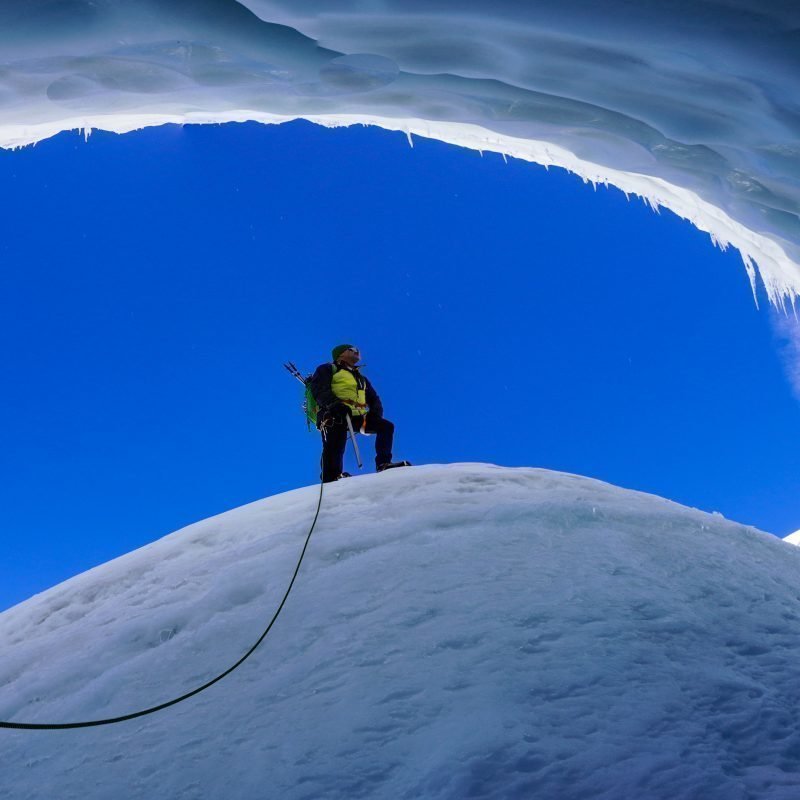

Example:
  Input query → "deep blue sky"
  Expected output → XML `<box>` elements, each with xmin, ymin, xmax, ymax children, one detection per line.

<box><xmin>1</xmin><ymin>120</ymin><xmax>798</xmax><ymax>611</ymax></box>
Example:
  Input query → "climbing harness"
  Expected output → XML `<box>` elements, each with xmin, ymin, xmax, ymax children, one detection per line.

<box><xmin>0</xmin><ymin>470</ymin><xmax>326</xmax><ymax>731</ymax></box>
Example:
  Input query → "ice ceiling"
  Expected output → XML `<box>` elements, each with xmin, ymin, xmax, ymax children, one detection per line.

<box><xmin>1</xmin><ymin>0</ymin><xmax>798</xmax><ymax>305</ymax></box>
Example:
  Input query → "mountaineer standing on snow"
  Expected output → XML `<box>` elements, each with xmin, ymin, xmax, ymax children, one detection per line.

<box><xmin>309</xmin><ymin>344</ymin><xmax>408</xmax><ymax>483</ymax></box>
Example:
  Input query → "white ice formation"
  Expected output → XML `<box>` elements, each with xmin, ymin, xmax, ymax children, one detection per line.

<box><xmin>2</xmin><ymin>464</ymin><xmax>800</xmax><ymax>799</ymax></box>
<box><xmin>1</xmin><ymin>1</ymin><xmax>799</xmax><ymax>306</ymax></box>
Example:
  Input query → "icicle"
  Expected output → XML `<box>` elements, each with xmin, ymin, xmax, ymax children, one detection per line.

<box><xmin>501</xmin><ymin>153</ymin><xmax>508</xmax><ymax>164</ymax></box>
<box><xmin>742</xmin><ymin>254</ymin><xmax>759</xmax><ymax>308</ymax></box>
<box><xmin>406</xmin><ymin>130</ymin><xmax>414</xmax><ymax>148</ymax></box>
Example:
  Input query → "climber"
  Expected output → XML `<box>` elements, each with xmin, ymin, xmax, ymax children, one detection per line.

<box><xmin>308</xmin><ymin>344</ymin><xmax>409</xmax><ymax>482</ymax></box>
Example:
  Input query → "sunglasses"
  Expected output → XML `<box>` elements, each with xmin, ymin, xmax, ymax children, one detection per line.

<box><xmin>345</xmin><ymin>347</ymin><xmax>360</xmax><ymax>354</ymax></box>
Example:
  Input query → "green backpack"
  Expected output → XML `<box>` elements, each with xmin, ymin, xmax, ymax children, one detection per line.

<box><xmin>302</xmin><ymin>380</ymin><xmax>318</xmax><ymax>430</ymax></box>
<box><xmin>284</xmin><ymin>361</ymin><xmax>338</xmax><ymax>430</ymax></box>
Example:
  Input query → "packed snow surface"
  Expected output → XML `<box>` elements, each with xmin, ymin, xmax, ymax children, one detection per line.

<box><xmin>1</xmin><ymin>1</ymin><xmax>799</xmax><ymax>305</ymax></box>
<box><xmin>3</xmin><ymin>463</ymin><xmax>800</xmax><ymax>799</ymax></box>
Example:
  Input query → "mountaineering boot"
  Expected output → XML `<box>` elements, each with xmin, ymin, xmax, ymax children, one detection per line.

<box><xmin>320</xmin><ymin>471</ymin><xmax>352</xmax><ymax>483</ymax></box>
<box><xmin>377</xmin><ymin>461</ymin><xmax>412</xmax><ymax>472</ymax></box>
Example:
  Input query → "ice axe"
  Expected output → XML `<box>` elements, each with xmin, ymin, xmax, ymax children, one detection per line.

<box><xmin>345</xmin><ymin>413</ymin><xmax>363</xmax><ymax>470</ymax></box>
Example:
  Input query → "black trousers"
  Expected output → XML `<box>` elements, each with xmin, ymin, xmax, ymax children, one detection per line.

<box><xmin>321</xmin><ymin>412</ymin><xmax>394</xmax><ymax>482</ymax></box>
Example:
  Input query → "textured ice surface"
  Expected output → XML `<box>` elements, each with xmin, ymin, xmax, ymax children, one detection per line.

<box><xmin>3</xmin><ymin>464</ymin><xmax>800</xmax><ymax>799</ymax></box>
<box><xmin>0</xmin><ymin>1</ymin><xmax>799</xmax><ymax>305</ymax></box>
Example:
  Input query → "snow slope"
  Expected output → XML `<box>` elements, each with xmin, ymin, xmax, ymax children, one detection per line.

<box><xmin>0</xmin><ymin>1</ymin><xmax>799</xmax><ymax>304</ymax></box>
<box><xmin>2</xmin><ymin>463</ymin><xmax>800</xmax><ymax>799</ymax></box>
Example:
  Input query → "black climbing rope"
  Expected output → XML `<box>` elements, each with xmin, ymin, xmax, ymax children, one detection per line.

<box><xmin>0</xmin><ymin>474</ymin><xmax>325</xmax><ymax>731</ymax></box>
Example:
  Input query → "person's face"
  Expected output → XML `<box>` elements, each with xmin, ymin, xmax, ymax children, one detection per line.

<box><xmin>339</xmin><ymin>346</ymin><xmax>360</xmax><ymax>365</ymax></box>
